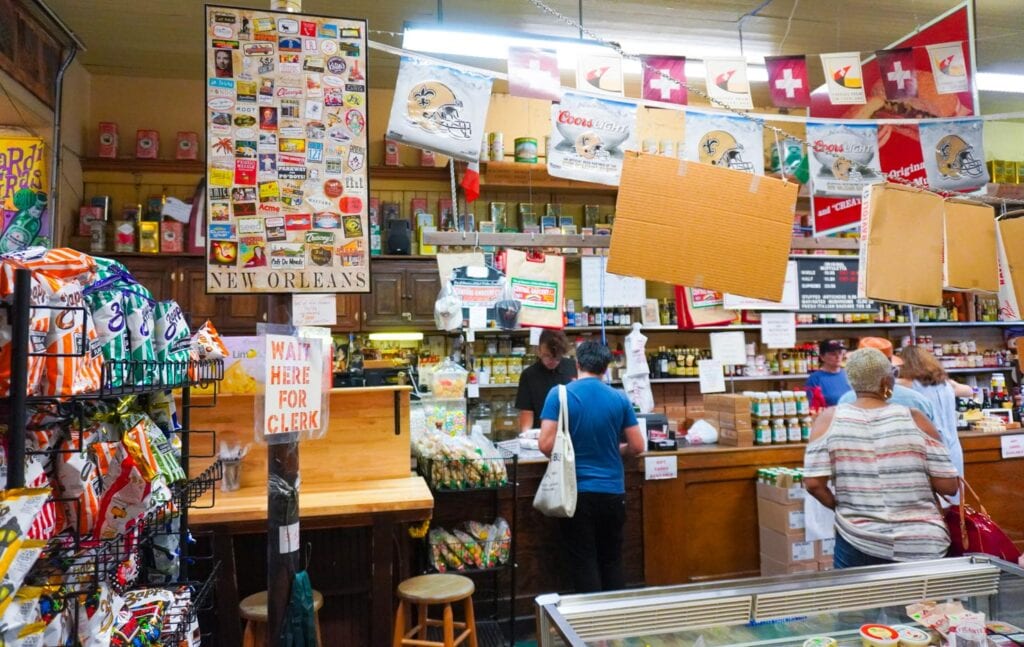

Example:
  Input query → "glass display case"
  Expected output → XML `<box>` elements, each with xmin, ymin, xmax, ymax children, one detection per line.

<box><xmin>535</xmin><ymin>557</ymin><xmax>1024</xmax><ymax>646</ymax></box>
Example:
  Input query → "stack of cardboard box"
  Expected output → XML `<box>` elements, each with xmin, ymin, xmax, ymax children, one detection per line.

<box><xmin>757</xmin><ymin>470</ymin><xmax>834</xmax><ymax>575</ymax></box>
<box><xmin>704</xmin><ymin>394</ymin><xmax>753</xmax><ymax>447</ymax></box>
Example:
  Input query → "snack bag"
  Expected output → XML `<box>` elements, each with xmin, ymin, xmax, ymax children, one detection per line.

<box><xmin>4</xmin><ymin>247</ymin><xmax>97</xmax><ymax>286</ymax></box>
<box><xmin>121</xmin><ymin>588</ymin><xmax>175</xmax><ymax>642</ymax></box>
<box><xmin>153</xmin><ymin>301</ymin><xmax>191</xmax><ymax>386</ymax></box>
<box><xmin>93</xmin><ymin>454</ymin><xmax>152</xmax><ymax>541</ymax></box>
<box><xmin>122</xmin><ymin>413</ymin><xmax>186</xmax><ymax>484</ymax></box>
<box><xmin>0</xmin><ymin>585</ymin><xmax>43</xmax><ymax>631</ymax></box>
<box><xmin>92</xmin><ymin>256</ymin><xmax>130</xmax><ymax>282</ymax></box>
<box><xmin>190</xmin><ymin>320</ymin><xmax>227</xmax><ymax>360</ymax></box>
<box><xmin>0</xmin><ymin>262</ymin><xmax>51</xmax><ymax>397</ymax></box>
<box><xmin>84</xmin><ymin>279</ymin><xmax>130</xmax><ymax>388</ymax></box>
<box><xmin>452</xmin><ymin>529</ymin><xmax>483</xmax><ymax>568</ymax></box>
<box><xmin>0</xmin><ymin>487</ymin><xmax>50</xmax><ymax>539</ymax></box>
<box><xmin>21</xmin><ymin>455</ymin><xmax>61</xmax><ymax>540</ymax></box>
<box><xmin>490</xmin><ymin>517</ymin><xmax>511</xmax><ymax>565</ymax></box>
<box><xmin>0</xmin><ymin>539</ymin><xmax>47</xmax><ymax>616</ymax></box>
<box><xmin>120</xmin><ymin>283</ymin><xmax>158</xmax><ymax>385</ymax></box>
<box><xmin>2</xmin><ymin>621</ymin><xmax>46</xmax><ymax>647</ymax></box>
<box><xmin>41</xmin><ymin>279</ymin><xmax>104</xmax><ymax>397</ymax></box>
<box><xmin>75</xmin><ymin>583</ymin><xmax>118</xmax><ymax>647</ymax></box>
<box><xmin>146</xmin><ymin>391</ymin><xmax>180</xmax><ymax>437</ymax></box>
<box><xmin>54</xmin><ymin>430</ymin><xmax>103</xmax><ymax>538</ymax></box>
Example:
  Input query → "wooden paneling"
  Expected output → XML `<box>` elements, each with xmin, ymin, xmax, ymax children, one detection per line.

<box><xmin>335</xmin><ymin>294</ymin><xmax>362</xmax><ymax>331</ymax></box>
<box><xmin>407</xmin><ymin>269</ymin><xmax>441</xmax><ymax>326</ymax></box>
<box><xmin>363</xmin><ymin>267</ymin><xmax>405</xmax><ymax>327</ymax></box>
<box><xmin>180</xmin><ymin>263</ymin><xmax>218</xmax><ymax>323</ymax></box>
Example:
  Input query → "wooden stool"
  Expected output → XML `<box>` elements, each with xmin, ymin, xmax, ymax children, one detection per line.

<box><xmin>392</xmin><ymin>574</ymin><xmax>478</xmax><ymax>647</ymax></box>
<box><xmin>239</xmin><ymin>589</ymin><xmax>324</xmax><ymax>647</ymax></box>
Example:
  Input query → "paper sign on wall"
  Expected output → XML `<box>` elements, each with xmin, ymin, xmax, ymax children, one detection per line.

<box><xmin>261</xmin><ymin>334</ymin><xmax>324</xmax><ymax>439</ymax></box>
<box><xmin>761</xmin><ymin>312</ymin><xmax>796</xmax><ymax>349</ymax></box>
<box><xmin>291</xmin><ymin>294</ymin><xmax>337</xmax><ymax>326</ymax></box>
<box><xmin>698</xmin><ymin>359</ymin><xmax>725</xmax><ymax>393</ymax></box>
<box><xmin>644</xmin><ymin>456</ymin><xmax>678</xmax><ymax>480</ymax></box>
<box><xmin>1001</xmin><ymin>434</ymin><xmax>1024</xmax><ymax>459</ymax></box>
<box><xmin>710</xmin><ymin>331</ymin><xmax>747</xmax><ymax>365</ymax></box>
<box><xmin>581</xmin><ymin>256</ymin><xmax>646</xmax><ymax>308</ymax></box>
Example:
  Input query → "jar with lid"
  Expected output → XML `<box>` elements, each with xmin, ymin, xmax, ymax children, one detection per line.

<box><xmin>771</xmin><ymin>418</ymin><xmax>788</xmax><ymax>444</ymax></box>
<box><xmin>800</xmin><ymin>416</ymin><xmax>813</xmax><ymax>442</ymax></box>
<box><xmin>755</xmin><ymin>418</ymin><xmax>772</xmax><ymax>445</ymax></box>
<box><xmin>756</xmin><ymin>392</ymin><xmax>771</xmax><ymax>418</ymax></box>
<box><xmin>794</xmin><ymin>390</ymin><xmax>810</xmax><ymax>415</ymax></box>
<box><xmin>781</xmin><ymin>390</ymin><xmax>797</xmax><ymax>416</ymax></box>
<box><xmin>470</xmin><ymin>401</ymin><xmax>493</xmax><ymax>437</ymax></box>
<box><xmin>768</xmin><ymin>391</ymin><xmax>785</xmax><ymax>418</ymax></box>
<box><xmin>787</xmin><ymin>417</ymin><xmax>801</xmax><ymax>443</ymax></box>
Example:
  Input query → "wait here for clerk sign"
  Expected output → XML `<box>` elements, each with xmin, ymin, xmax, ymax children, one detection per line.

<box><xmin>260</xmin><ymin>333</ymin><xmax>324</xmax><ymax>439</ymax></box>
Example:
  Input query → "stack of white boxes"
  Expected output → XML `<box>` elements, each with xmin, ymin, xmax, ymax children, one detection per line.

<box><xmin>757</xmin><ymin>469</ymin><xmax>835</xmax><ymax>575</ymax></box>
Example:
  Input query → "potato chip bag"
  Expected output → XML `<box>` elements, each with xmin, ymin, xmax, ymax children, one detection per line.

<box><xmin>92</xmin><ymin>256</ymin><xmax>130</xmax><ymax>282</ymax></box>
<box><xmin>146</xmin><ymin>391</ymin><xmax>180</xmax><ymax>436</ymax></box>
<box><xmin>120</xmin><ymin>283</ymin><xmax>157</xmax><ymax>385</ymax></box>
<box><xmin>54</xmin><ymin>430</ymin><xmax>103</xmax><ymax>538</ymax></box>
<box><xmin>0</xmin><ymin>585</ymin><xmax>43</xmax><ymax>633</ymax></box>
<box><xmin>0</xmin><ymin>262</ymin><xmax>51</xmax><ymax>397</ymax></box>
<box><xmin>153</xmin><ymin>301</ymin><xmax>190</xmax><ymax>386</ymax></box>
<box><xmin>84</xmin><ymin>278</ymin><xmax>129</xmax><ymax>388</ymax></box>
<box><xmin>1</xmin><ymin>621</ymin><xmax>46</xmax><ymax>647</ymax></box>
<box><xmin>93</xmin><ymin>455</ymin><xmax>152</xmax><ymax>541</ymax></box>
<box><xmin>0</xmin><ymin>487</ymin><xmax>50</xmax><ymax>541</ymax></box>
<box><xmin>41</xmin><ymin>279</ymin><xmax>104</xmax><ymax>397</ymax></box>
<box><xmin>5</xmin><ymin>247</ymin><xmax>97</xmax><ymax>286</ymax></box>
<box><xmin>75</xmin><ymin>582</ymin><xmax>117</xmax><ymax>647</ymax></box>
<box><xmin>190</xmin><ymin>320</ymin><xmax>227</xmax><ymax>360</ymax></box>
<box><xmin>122</xmin><ymin>413</ymin><xmax>185</xmax><ymax>484</ymax></box>
<box><xmin>0</xmin><ymin>539</ymin><xmax>46</xmax><ymax>616</ymax></box>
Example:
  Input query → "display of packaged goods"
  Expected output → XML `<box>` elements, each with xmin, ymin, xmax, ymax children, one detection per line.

<box><xmin>427</xmin><ymin>518</ymin><xmax>511</xmax><ymax>573</ymax></box>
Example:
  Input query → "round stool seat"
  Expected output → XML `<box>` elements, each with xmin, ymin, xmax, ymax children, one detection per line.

<box><xmin>397</xmin><ymin>574</ymin><xmax>475</xmax><ymax>605</ymax></box>
<box><xmin>239</xmin><ymin>589</ymin><xmax>324</xmax><ymax>622</ymax></box>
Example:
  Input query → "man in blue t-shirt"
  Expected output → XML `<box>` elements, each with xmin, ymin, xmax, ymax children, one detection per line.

<box><xmin>805</xmin><ymin>339</ymin><xmax>852</xmax><ymax>406</ymax></box>
<box><xmin>538</xmin><ymin>341</ymin><xmax>645</xmax><ymax>593</ymax></box>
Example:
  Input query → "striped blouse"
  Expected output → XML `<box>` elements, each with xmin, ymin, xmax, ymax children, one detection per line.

<box><xmin>804</xmin><ymin>403</ymin><xmax>958</xmax><ymax>562</ymax></box>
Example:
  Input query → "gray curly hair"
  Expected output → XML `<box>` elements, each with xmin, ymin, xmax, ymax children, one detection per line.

<box><xmin>846</xmin><ymin>347</ymin><xmax>892</xmax><ymax>393</ymax></box>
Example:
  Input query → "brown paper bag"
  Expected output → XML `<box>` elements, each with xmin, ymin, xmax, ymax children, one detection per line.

<box><xmin>944</xmin><ymin>199</ymin><xmax>997</xmax><ymax>292</ymax></box>
<box><xmin>505</xmin><ymin>249</ymin><xmax>565</xmax><ymax>329</ymax></box>
<box><xmin>859</xmin><ymin>183</ymin><xmax>944</xmax><ymax>307</ymax></box>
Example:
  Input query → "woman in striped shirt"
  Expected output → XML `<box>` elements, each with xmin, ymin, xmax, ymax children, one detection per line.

<box><xmin>803</xmin><ymin>348</ymin><xmax>959</xmax><ymax>569</ymax></box>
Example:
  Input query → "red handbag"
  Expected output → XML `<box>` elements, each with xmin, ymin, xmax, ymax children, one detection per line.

<box><xmin>943</xmin><ymin>478</ymin><xmax>1022</xmax><ymax>562</ymax></box>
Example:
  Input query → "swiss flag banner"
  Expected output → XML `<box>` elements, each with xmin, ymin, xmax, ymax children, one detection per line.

<box><xmin>876</xmin><ymin>47</ymin><xmax>918</xmax><ymax>100</ymax></box>
<box><xmin>641</xmin><ymin>55</ymin><xmax>686</xmax><ymax>105</ymax></box>
<box><xmin>507</xmin><ymin>47</ymin><xmax>561</xmax><ymax>101</ymax></box>
<box><xmin>765</xmin><ymin>55</ymin><xmax>810</xmax><ymax>108</ymax></box>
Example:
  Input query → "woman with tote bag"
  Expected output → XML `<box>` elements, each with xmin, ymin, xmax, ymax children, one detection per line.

<box><xmin>537</xmin><ymin>342</ymin><xmax>646</xmax><ymax>593</ymax></box>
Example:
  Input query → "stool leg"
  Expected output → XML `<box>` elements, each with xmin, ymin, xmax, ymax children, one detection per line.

<box><xmin>443</xmin><ymin>603</ymin><xmax>455</xmax><ymax>647</ymax></box>
<box><xmin>417</xmin><ymin>604</ymin><xmax>429</xmax><ymax>640</ymax></box>
<box><xmin>242</xmin><ymin>621</ymin><xmax>256</xmax><ymax>647</ymax></box>
<box><xmin>392</xmin><ymin>600</ymin><xmax>406</xmax><ymax>647</ymax></box>
<box><xmin>315</xmin><ymin>613</ymin><xmax>323</xmax><ymax>647</ymax></box>
<box><xmin>463</xmin><ymin>597</ymin><xmax>478</xmax><ymax>647</ymax></box>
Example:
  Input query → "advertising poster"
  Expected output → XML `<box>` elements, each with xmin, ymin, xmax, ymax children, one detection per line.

<box><xmin>641</xmin><ymin>55</ymin><xmax>686</xmax><ymax>105</ymax></box>
<box><xmin>205</xmin><ymin>6</ymin><xmax>370</xmax><ymax>294</ymax></box>
<box><xmin>548</xmin><ymin>92</ymin><xmax>637</xmax><ymax>186</ymax></box>
<box><xmin>819</xmin><ymin>52</ymin><xmax>867</xmax><ymax>105</ymax></box>
<box><xmin>703</xmin><ymin>58</ymin><xmax>753</xmax><ymax>110</ymax></box>
<box><xmin>806</xmin><ymin>122</ymin><xmax>882</xmax><ymax>197</ymax></box>
<box><xmin>386</xmin><ymin>57</ymin><xmax>492</xmax><ymax>162</ymax></box>
<box><xmin>683</xmin><ymin>111</ymin><xmax>763</xmax><ymax>175</ymax></box>
<box><xmin>0</xmin><ymin>136</ymin><xmax>49</xmax><ymax>252</ymax></box>
<box><xmin>808</xmin><ymin>3</ymin><xmax>976</xmax><ymax>235</ymax></box>
<box><xmin>918</xmin><ymin>118</ymin><xmax>988</xmax><ymax>191</ymax></box>
<box><xmin>576</xmin><ymin>51</ymin><xmax>624</xmax><ymax>96</ymax></box>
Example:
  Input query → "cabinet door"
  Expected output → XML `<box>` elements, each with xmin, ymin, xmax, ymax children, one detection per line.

<box><xmin>115</xmin><ymin>256</ymin><xmax>175</xmax><ymax>303</ymax></box>
<box><xmin>334</xmin><ymin>295</ymin><xmax>361</xmax><ymax>331</ymax></box>
<box><xmin>178</xmin><ymin>264</ymin><xmax>220</xmax><ymax>326</ymax></box>
<box><xmin>224</xmin><ymin>294</ymin><xmax>264</xmax><ymax>333</ymax></box>
<box><xmin>406</xmin><ymin>266</ymin><xmax>442</xmax><ymax>328</ymax></box>
<box><xmin>361</xmin><ymin>269</ymin><xmax>405</xmax><ymax>329</ymax></box>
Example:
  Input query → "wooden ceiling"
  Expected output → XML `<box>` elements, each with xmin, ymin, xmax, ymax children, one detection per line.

<box><xmin>45</xmin><ymin>0</ymin><xmax>1024</xmax><ymax>111</ymax></box>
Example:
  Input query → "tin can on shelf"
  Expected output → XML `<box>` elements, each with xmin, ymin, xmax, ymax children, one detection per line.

<box><xmin>489</xmin><ymin>132</ymin><xmax>504</xmax><ymax>161</ymax></box>
<box><xmin>89</xmin><ymin>220</ymin><xmax>106</xmax><ymax>253</ymax></box>
<box><xmin>514</xmin><ymin>137</ymin><xmax>538</xmax><ymax>163</ymax></box>
<box><xmin>479</xmin><ymin>135</ymin><xmax>490</xmax><ymax>162</ymax></box>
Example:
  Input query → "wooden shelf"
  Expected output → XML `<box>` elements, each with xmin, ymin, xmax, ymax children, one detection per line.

<box><xmin>369</xmin><ymin>166</ymin><xmax>452</xmax><ymax>181</ymax></box>
<box><xmin>423</xmin><ymin>231</ymin><xmax>611</xmax><ymax>248</ymax></box>
<box><xmin>81</xmin><ymin>157</ymin><xmax>205</xmax><ymax>174</ymax></box>
<box><xmin>478</xmin><ymin>161</ymin><xmax>616</xmax><ymax>194</ymax></box>
<box><xmin>982</xmin><ymin>183</ymin><xmax>1024</xmax><ymax>202</ymax></box>
<box><xmin>101</xmin><ymin>251</ymin><xmax>204</xmax><ymax>258</ymax></box>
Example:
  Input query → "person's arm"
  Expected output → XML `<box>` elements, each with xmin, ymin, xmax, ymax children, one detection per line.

<box><xmin>804</xmin><ymin>477</ymin><xmax>836</xmax><ymax>510</ymax></box>
<box><xmin>620</xmin><ymin>424</ymin><xmax>645</xmax><ymax>456</ymax></box>
<box><xmin>948</xmin><ymin>379</ymin><xmax>974</xmax><ymax>398</ymax></box>
<box><xmin>910</xmin><ymin>409</ymin><xmax>959</xmax><ymax>496</ymax></box>
<box><xmin>518</xmin><ymin>410</ymin><xmax>534</xmax><ymax>433</ymax></box>
<box><xmin>538</xmin><ymin>418</ymin><xmax>557</xmax><ymax>456</ymax></box>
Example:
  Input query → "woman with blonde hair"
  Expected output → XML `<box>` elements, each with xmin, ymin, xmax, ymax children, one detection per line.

<box><xmin>804</xmin><ymin>348</ymin><xmax>959</xmax><ymax>568</ymax></box>
<box><xmin>897</xmin><ymin>345</ymin><xmax>973</xmax><ymax>480</ymax></box>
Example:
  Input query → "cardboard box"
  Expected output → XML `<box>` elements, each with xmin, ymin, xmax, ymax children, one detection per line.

<box><xmin>818</xmin><ymin>558</ymin><xmax>834</xmax><ymax>572</ymax></box>
<box><xmin>859</xmin><ymin>183</ymin><xmax>944</xmax><ymax>306</ymax></box>
<box><xmin>704</xmin><ymin>394</ymin><xmax>752</xmax><ymax>413</ymax></box>
<box><xmin>944</xmin><ymin>199</ymin><xmax>998</xmax><ymax>292</ymax></box>
<box><xmin>756</xmin><ymin>480</ymin><xmax>805</xmax><ymax>505</ymax></box>
<box><xmin>760</xmin><ymin>553</ymin><xmax>818</xmax><ymax>576</ymax></box>
<box><xmin>817</xmin><ymin>535</ymin><xmax>836</xmax><ymax>558</ymax></box>
<box><xmin>997</xmin><ymin>217</ymin><xmax>1024</xmax><ymax>318</ymax></box>
<box><xmin>608</xmin><ymin>152</ymin><xmax>797</xmax><ymax>302</ymax></box>
<box><xmin>759</xmin><ymin>527</ymin><xmax>816</xmax><ymax>564</ymax></box>
<box><xmin>757</xmin><ymin>496</ymin><xmax>806</xmax><ymax>536</ymax></box>
<box><xmin>718</xmin><ymin>427</ymin><xmax>753</xmax><ymax>447</ymax></box>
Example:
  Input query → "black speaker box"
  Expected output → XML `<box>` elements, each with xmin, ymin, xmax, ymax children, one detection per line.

<box><xmin>385</xmin><ymin>219</ymin><xmax>411</xmax><ymax>255</ymax></box>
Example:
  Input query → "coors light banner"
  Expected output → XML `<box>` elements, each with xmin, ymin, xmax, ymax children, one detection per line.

<box><xmin>548</xmin><ymin>92</ymin><xmax>637</xmax><ymax>186</ymax></box>
<box><xmin>806</xmin><ymin>122</ymin><xmax>883</xmax><ymax>197</ymax></box>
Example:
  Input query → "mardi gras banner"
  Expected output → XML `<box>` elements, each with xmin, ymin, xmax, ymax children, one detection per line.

<box><xmin>919</xmin><ymin>118</ymin><xmax>988</xmax><ymax>191</ymax></box>
<box><xmin>683</xmin><ymin>111</ymin><xmax>763</xmax><ymax>175</ymax></box>
<box><xmin>0</xmin><ymin>136</ymin><xmax>49</xmax><ymax>252</ymax></box>
<box><xmin>205</xmin><ymin>6</ymin><xmax>370</xmax><ymax>294</ymax></box>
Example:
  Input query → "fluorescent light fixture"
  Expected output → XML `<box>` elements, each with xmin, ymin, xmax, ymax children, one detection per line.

<box><xmin>368</xmin><ymin>332</ymin><xmax>425</xmax><ymax>342</ymax></box>
<box><xmin>977</xmin><ymin>72</ymin><xmax>1024</xmax><ymax>94</ymax></box>
<box><xmin>402</xmin><ymin>23</ymin><xmax>768</xmax><ymax>80</ymax></box>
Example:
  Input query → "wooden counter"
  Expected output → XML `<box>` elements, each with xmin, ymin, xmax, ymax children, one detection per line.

<box><xmin>642</xmin><ymin>431</ymin><xmax>1024</xmax><ymax>586</ymax></box>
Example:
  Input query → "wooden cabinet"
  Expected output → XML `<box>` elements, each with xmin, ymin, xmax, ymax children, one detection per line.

<box><xmin>334</xmin><ymin>295</ymin><xmax>361</xmax><ymax>332</ymax></box>
<box><xmin>112</xmin><ymin>254</ymin><xmax>266</xmax><ymax>334</ymax></box>
<box><xmin>361</xmin><ymin>259</ymin><xmax>440</xmax><ymax>330</ymax></box>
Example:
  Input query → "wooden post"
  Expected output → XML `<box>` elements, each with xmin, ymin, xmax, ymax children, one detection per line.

<box><xmin>266</xmin><ymin>293</ymin><xmax>299</xmax><ymax>644</ymax></box>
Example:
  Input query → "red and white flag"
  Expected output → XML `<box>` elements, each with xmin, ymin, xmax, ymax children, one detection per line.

<box><xmin>507</xmin><ymin>47</ymin><xmax>561</xmax><ymax>102</ymax></box>
<box><xmin>876</xmin><ymin>47</ymin><xmax>917</xmax><ymax>100</ymax></box>
<box><xmin>926</xmin><ymin>41</ymin><xmax>969</xmax><ymax>94</ymax></box>
<box><xmin>641</xmin><ymin>55</ymin><xmax>686</xmax><ymax>105</ymax></box>
<box><xmin>460</xmin><ymin>162</ymin><xmax>480</xmax><ymax>203</ymax></box>
<box><xmin>703</xmin><ymin>57</ymin><xmax>753</xmax><ymax>110</ymax></box>
<box><xmin>765</xmin><ymin>55</ymin><xmax>810</xmax><ymax>108</ymax></box>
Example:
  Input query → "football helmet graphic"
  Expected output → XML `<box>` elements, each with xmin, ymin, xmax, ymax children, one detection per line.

<box><xmin>406</xmin><ymin>81</ymin><xmax>473</xmax><ymax>139</ymax></box>
<box><xmin>574</xmin><ymin>131</ymin><xmax>605</xmax><ymax>159</ymax></box>
<box><xmin>935</xmin><ymin>134</ymin><xmax>983</xmax><ymax>178</ymax></box>
<box><xmin>832</xmin><ymin>156</ymin><xmax>853</xmax><ymax>180</ymax></box>
<box><xmin>698</xmin><ymin>131</ymin><xmax>754</xmax><ymax>172</ymax></box>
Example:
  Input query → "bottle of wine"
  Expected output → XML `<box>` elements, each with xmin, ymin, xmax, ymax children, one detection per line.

<box><xmin>982</xmin><ymin>388</ymin><xmax>993</xmax><ymax>409</ymax></box>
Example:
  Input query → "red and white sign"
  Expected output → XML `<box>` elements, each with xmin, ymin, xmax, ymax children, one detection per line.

<box><xmin>262</xmin><ymin>334</ymin><xmax>323</xmax><ymax>436</ymax></box>
<box><xmin>644</xmin><ymin>456</ymin><xmax>677</xmax><ymax>480</ymax></box>
<box><xmin>1001</xmin><ymin>434</ymin><xmax>1024</xmax><ymax>459</ymax></box>
<box><xmin>765</xmin><ymin>55</ymin><xmax>810</xmax><ymax>108</ymax></box>
<box><xmin>641</xmin><ymin>55</ymin><xmax>686</xmax><ymax>105</ymax></box>
<box><xmin>507</xmin><ymin>47</ymin><xmax>561</xmax><ymax>101</ymax></box>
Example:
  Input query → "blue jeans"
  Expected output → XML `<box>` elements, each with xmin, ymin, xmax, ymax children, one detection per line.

<box><xmin>833</xmin><ymin>532</ymin><xmax>894</xmax><ymax>569</ymax></box>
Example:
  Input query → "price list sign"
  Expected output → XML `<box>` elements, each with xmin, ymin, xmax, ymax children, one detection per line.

<box><xmin>797</xmin><ymin>257</ymin><xmax>877</xmax><ymax>313</ymax></box>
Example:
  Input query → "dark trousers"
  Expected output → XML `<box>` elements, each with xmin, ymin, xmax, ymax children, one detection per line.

<box><xmin>833</xmin><ymin>532</ymin><xmax>894</xmax><ymax>569</ymax></box>
<box><xmin>559</xmin><ymin>492</ymin><xmax>627</xmax><ymax>593</ymax></box>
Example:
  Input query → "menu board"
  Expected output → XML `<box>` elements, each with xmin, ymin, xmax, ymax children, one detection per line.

<box><xmin>797</xmin><ymin>257</ymin><xmax>877</xmax><ymax>313</ymax></box>
<box><xmin>205</xmin><ymin>6</ymin><xmax>369</xmax><ymax>294</ymax></box>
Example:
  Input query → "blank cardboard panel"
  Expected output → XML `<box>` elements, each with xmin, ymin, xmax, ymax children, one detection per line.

<box><xmin>607</xmin><ymin>152</ymin><xmax>797</xmax><ymax>302</ymax></box>
<box><xmin>944</xmin><ymin>200</ymin><xmax>998</xmax><ymax>292</ymax></box>
<box><xmin>859</xmin><ymin>183</ymin><xmax>944</xmax><ymax>307</ymax></box>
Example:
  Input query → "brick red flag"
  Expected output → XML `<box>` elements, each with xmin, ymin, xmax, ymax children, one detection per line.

<box><xmin>765</xmin><ymin>55</ymin><xmax>810</xmax><ymax>108</ymax></box>
<box><xmin>876</xmin><ymin>47</ymin><xmax>918</xmax><ymax>100</ymax></box>
<box><xmin>641</xmin><ymin>55</ymin><xmax>686</xmax><ymax>105</ymax></box>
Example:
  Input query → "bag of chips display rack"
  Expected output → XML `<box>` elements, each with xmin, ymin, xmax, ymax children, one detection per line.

<box><xmin>153</xmin><ymin>301</ymin><xmax>191</xmax><ymax>386</ymax></box>
<box><xmin>84</xmin><ymin>276</ymin><xmax>130</xmax><ymax>388</ymax></box>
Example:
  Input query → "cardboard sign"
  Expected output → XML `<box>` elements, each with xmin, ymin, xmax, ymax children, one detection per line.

<box><xmin>262</xmin><ymin>334</ymin><xmax>323</xmax><ymax>437</ymax></box>
<box><xmin>608</xmin><ymin>153</ymin><xmax>797</xmax><ymax>302</ymax></box>
<box><xmin>944</xmin><ymin>199</ymin><xmax>998</xmax><ymax>292</ymax></box>
<box><xmin>859</xmin><ymin>183</ymin><xmax>944</xmax><ymax>307</ymax></box>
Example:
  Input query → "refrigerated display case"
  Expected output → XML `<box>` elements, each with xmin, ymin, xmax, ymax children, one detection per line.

<box><xmin>535</xmin><ymin>557</ymin><xmax>1024</xmax><ymax>646</ymax></box>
